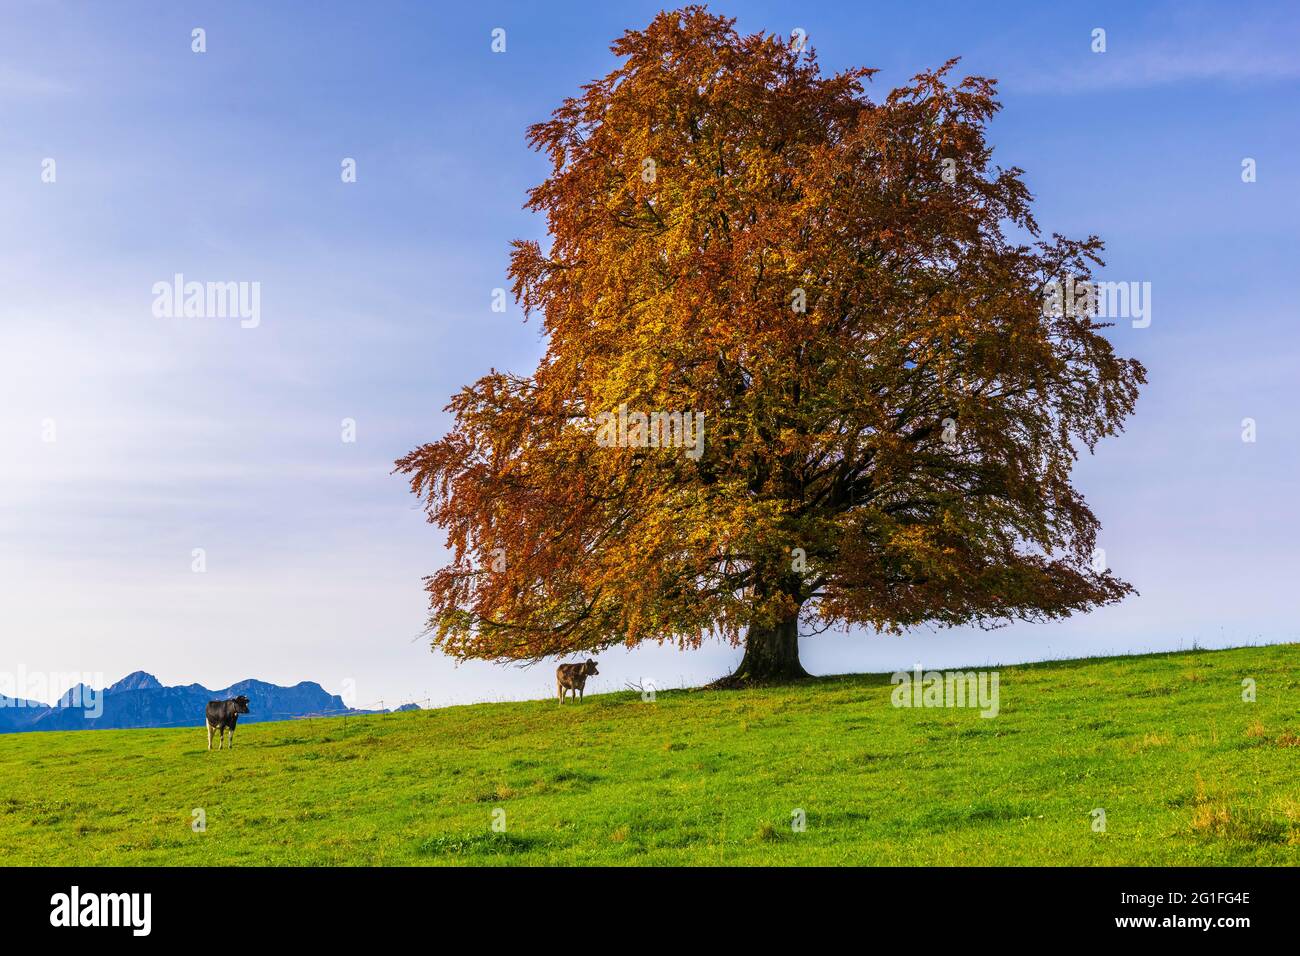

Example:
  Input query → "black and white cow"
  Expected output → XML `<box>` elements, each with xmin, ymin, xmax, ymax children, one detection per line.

<box><xmin>205</xmin><ymin>695</ymin><xmax>250</xmax><ymax>750</ymax></box>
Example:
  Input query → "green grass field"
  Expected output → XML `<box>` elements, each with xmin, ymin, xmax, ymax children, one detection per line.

<box><xmin>3</xmin><ymin>644</ymin><xmax>1298</xmax><ymax>865</ymax></box>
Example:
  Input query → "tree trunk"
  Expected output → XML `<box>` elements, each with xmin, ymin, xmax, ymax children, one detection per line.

<box><xmin>711</xmin><ymin>607</ymin><xmax>808</xmax><ymax>688</ymax></box>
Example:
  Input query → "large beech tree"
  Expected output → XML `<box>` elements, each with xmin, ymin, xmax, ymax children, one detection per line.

<box><xmin>397</xmin><ymin>7</ymin><xmax>1145</xmax><ymax>684</ymax></box>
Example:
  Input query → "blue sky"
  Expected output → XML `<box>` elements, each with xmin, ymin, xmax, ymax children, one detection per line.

<box><xmin>2</xmin><ymin>1</ymin><xmax>1297</xmax><ymax>709</ymax></box>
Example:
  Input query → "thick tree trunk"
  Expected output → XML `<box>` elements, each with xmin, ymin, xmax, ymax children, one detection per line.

<box><xmin>710</xmin><ymin>608</ymin><xmax>808</xmax><ymax>688</ymax></box>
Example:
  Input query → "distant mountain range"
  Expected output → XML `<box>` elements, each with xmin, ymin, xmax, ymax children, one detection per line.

<box><xmin>0</xmin><ymin>671</ymin><xmax>404</xmax><ymax>733</ymax></box>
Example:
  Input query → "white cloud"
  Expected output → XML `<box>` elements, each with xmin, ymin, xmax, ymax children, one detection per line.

<box><xmin>0</xmin><ymin>65</ymin><xmax>70</xmax><ymax>97</ymax></box>
<box><xmin>1006</xmin><ymin>17</ymin><xmax>1300</xmax><ymax>93</ymax></box>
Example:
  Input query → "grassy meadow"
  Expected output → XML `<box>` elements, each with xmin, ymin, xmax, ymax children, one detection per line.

<box><xmin>2</xmin><ymin>644</ymin><xmax>1298</xmax><ymax>865</ymax></box>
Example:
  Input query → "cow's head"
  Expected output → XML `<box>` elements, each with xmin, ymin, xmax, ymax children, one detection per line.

<box><xmin>232</xmin><ymin>695</ymin><xmax>250</xmax><ymax>714</ymax></box>
<box><xmin>584</xmin><ymin>660</ymin><xmax>599</xmax><ymax>676</ymax></box>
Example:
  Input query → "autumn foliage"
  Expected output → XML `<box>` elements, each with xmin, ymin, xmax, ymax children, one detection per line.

<box><xmin>396</xmin><ymin>7</ymin><xmax>1146</xmax><ymax>683</ymax></box>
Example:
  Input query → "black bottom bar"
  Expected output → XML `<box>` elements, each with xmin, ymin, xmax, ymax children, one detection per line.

<box><xmin>1</xmin><ymin>866</ymin><xmax>1287</xmax><ymax>940</ymax></box>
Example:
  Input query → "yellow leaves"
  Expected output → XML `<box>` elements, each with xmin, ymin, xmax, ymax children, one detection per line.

<box><xmin>887</xmin><ymin>525</ymin><xmax>950</xmax><ymax>566</ymax></box>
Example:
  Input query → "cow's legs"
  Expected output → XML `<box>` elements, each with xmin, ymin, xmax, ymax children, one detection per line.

<box><xmin>558</xmin><ymin>680</ymin><xmax>565</xmax><ymax>704</ymax></box>
<box><xmin>207</xmin><ymin>722</ymin><xmax>213</xmax><ymax>750</ymax></box>
<box><xmin>228</xmin><ymin>726</ymin><xmax>235</xmax><ymax>749</ymax></box>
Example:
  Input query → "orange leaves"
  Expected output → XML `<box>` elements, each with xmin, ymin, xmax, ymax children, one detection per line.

<box><xmin>396</xmin><ymin>8</ymin><xmax>1144</xmax><ymax>664</ymax></box>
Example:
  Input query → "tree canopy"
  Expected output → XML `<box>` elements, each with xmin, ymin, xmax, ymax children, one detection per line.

<box><xmin>396</xmin><ymin>7</ymin><xmax>1146</xmax><ymax>683</ymax></box>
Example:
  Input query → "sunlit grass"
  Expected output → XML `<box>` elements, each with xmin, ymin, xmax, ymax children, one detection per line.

<box><xmin>2</xmin><ymin>644</ymin><xmax>1297</xmax><ymax>865</ymax></box>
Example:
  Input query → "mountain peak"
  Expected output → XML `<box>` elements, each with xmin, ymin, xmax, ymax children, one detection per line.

<box><xmin>5</xmin><ymin>671</ymin><xmax>359</xmax><ymax>734</ymax></box>
<box><xmin>108</xmin><ymin>671</ymin><xmax>162</xmax><ymax>693</ymax></box>
<box><xmin>57</xmin><ymin>683</ymin><xmax>92</xmax><ymax>707</ymax></box>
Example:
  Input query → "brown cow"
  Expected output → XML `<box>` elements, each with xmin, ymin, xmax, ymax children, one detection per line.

<box><xmin>556</xmin><ymin>660</ymin><xmax>599</xmax><ymax>704</ymax></box>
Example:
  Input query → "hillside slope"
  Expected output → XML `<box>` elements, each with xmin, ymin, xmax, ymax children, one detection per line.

<box><xmin>2</xmin><ymin>645</ymin><xmax>1297</xmax><ymax>865</ymax></box>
